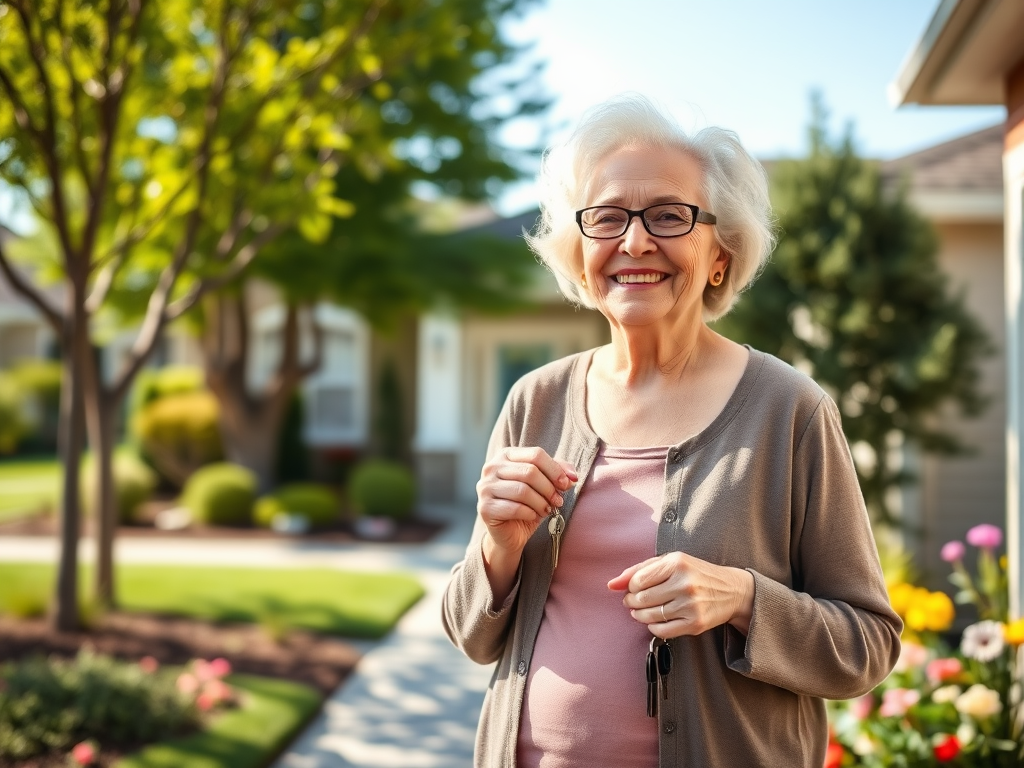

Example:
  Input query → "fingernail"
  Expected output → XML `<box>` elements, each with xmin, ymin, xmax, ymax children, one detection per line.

<box><xmin>550</xmin><ymin>492</ymin><xmax>564</xmax><ymax>507</ymax></box>
<box><xmin>557</xmin><ymin>474</ymin><xmax>572</xmax><ymax>490</ymax></box>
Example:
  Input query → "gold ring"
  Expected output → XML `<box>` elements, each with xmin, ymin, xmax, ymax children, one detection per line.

<box><xmin>660</xmin><ymin>604</ymin><xmax>667</xmax><ymax>622</ymax></box>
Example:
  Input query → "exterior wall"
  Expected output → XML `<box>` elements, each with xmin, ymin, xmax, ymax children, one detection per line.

<box><xmin>1005</xmin><ymin>132</ymin><xmax>1024</xmax><ymax>616</ymax></box>
<box><xmin>455</xmin><ymin>306</ymin><xmax>609</xmax><ymax>503</ymax></box>
<box><xmin>915</xmin><ymin>222</ymin><xmax>1006</xmax><ymax>588</ymax></box>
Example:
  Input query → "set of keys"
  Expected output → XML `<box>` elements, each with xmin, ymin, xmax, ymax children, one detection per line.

<box><xmin>646</xmin><ymin>636</ymin><xmax>672</xmax><ymax>718</ymax></box>
<box><xmin>547</xmin><ymin>508</ymin><xmax>564</xmax><ymax>569</ymax></box>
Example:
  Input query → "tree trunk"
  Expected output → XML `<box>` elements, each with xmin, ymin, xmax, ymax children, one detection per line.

<box><xmin>52</xmin><ymin>298</ymin><xmax>88</xmax><ymax>632</ymax></box>
<box><xmin>85</xmin><ymin>381</ymin><xmax>120</xmax><ymax>609</ymax></box>
<box><xmin>218</xmin><ymin>402</ymin><xmax>289</xmax><ymax>494</ymax></box>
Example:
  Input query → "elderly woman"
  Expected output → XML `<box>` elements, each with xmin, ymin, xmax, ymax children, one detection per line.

<box><xmin>442</xmin><ymin>95</ymin><xmax>901</xmax><ymax>768</ymax></box>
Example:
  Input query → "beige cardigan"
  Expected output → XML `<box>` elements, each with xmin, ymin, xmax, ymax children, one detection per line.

<box><xmin>442</xmin><ymin>348</ymin><xmax>901</xmax><ymax>767</ymax></box>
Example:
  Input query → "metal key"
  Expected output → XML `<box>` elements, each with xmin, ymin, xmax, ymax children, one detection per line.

<box><xmin>548</xmin><ymin>509</ymin><xmax>565</xmax><ymax>569</ymax></box>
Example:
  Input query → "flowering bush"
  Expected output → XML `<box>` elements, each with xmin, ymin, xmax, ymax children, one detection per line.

<box><xmin>828</xmin><ymin>524</ymin><xmax>1023</xmax><ymax>766</ymax></box>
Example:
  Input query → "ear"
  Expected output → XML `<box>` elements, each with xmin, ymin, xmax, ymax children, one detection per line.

<box><xmin>708</xmin><ymin>247</ymin><xmax>731</xmax><ymax>282</ymax></box>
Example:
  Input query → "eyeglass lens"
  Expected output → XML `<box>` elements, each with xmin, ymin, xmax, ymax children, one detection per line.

<box><xmin>580</xmin><ymin>204</ymin><xmax>695</xmax><ymax>237</ymax></box>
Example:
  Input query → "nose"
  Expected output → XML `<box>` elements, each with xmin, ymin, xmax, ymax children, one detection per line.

<box><xmin>620</xmin><ymin>214</ymin><xmax>656</xmax><ymax>256</ymax></box>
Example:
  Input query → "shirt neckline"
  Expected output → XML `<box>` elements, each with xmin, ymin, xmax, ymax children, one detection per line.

<box><xmin>568</xmin><ymin>345</ymin><xmax>765</xmax><ymax>459</ymax></box>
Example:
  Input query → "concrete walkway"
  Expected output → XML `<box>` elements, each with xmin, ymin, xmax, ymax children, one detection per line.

<box><xmin>0</xmin><ymin>503</ymin><xmax>491</xmax><ymax>768</ymax></box>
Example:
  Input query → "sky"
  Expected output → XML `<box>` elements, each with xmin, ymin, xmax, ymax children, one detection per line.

<box><xmin>492</xmin><ymin>0</ymin><xmax>1006</xmax><ymax>215</ymax></box>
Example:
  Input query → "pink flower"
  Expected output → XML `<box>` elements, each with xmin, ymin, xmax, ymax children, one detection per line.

<box><xmin>940</xmin><ymin>541</ymin><xmax>965</xmax><ymax>562</ymax></box>
<box><xmin>927</xmin><ymin>657</ymin><xmax>963</xmax><ymax>684</ymax></box>
<box><xmin>71</xmin><ymin>740</ymin><xmax>97</xmax><ymax>766</ymax></box>
<box><xmin>850</xmin><ymin>693</ymin><xmax>874</xmax><ymax>720</ymax></box>
<box><xmin>208</xmin><ymin>657</ymin><xmax>232</xmax><ymax>678</ymax></box>
<box><xmin>176</xmin><ymin>672</ymin><xmax>199</xmax><ymax>695</ymax></box>
<box><xmin>895</xmin><ymin>640</ymin><xmax>929</xmax><ymax>671</ymax></box>
<box><xmin>138</xmin><ymin>656</ymin><xmax>160</xmax><ymax>674</ymax></box>
<box><xmin>192</xmin><ymin>659</ymin><xmax>214</xmax><ymax>682</ymax></box>
<box><xmin>966</xmin><ymin>524</ymin><xmax>1002</xmax><ymax>550</ymax></box>
<box><xmin>196</xmin><ymin>691</ymin><xmax>215</xmax><ymax>711</ymax></box>
<box><xmin>202</xmin><ymin>678</ymin><xmax>233</xmax><ymax>705</ymax></box>
<box><xmin>880</xmin><ymin>688</ymin><xmax>921</xmax><ymax>717</ymax></box>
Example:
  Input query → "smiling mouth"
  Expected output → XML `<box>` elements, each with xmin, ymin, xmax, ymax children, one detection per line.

<box><xmin>614</xmin><ymin>273</ymin><xmax>668</xmax><ymax>284</ymax></box>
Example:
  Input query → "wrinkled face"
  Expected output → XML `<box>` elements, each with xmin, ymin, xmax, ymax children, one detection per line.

<box><xmin>580</xmin><ymin>144</ymin><xmax>727</xmax><ymax>330</ymax></box>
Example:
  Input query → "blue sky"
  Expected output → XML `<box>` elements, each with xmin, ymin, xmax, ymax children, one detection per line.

<box><xmin>494</xmin><ymin>0</ymin><xmax>1005</xmax><ymax>214</ymax></box>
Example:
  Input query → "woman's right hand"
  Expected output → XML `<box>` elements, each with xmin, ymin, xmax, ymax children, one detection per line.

<box><xmin>476</xmin><ymin>447</ymin><xmax>577</xmax><ymax>594</ymax></box>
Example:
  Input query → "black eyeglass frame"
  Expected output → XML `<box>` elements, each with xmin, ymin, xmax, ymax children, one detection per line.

<box><xmin>575</xmin><ymin>203</ymin><xmax>717</xmax><ymax>239</ymax></box>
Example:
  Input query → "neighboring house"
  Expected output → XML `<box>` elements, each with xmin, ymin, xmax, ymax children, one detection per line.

<box><xmin>889</xmin><ymin>0</ymin><xmax>1024</xmax><ymax>614</ymax></box>
<box><xmin>882</xmin><ymin>125</ymin><xmax>1006</xmax><ymax>589</ymax></box>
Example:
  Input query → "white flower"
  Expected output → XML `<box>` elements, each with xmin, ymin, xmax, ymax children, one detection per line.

<box><xmin>852</xmin><ymin>734</ymin><xmax>876</xmax><ymax>756</ymax></box>
<box><xmin>956</xmin><ymin>722</ymin><xmax>976</xmax><ymax>745</ymax></box>
<box><xmin>955</xmin><ymin>684</ymin><xmax>1003</xmax><ymax>720</ymax></box>
<box><xmin>960</xmin><ymin>620</ymin><xmax>1005</xmax><ymax>662</ymax></box>
<box><xmin>931</xmin><ymin>685</ymin><xmax>962</xmax><ymax>704</ymax></box>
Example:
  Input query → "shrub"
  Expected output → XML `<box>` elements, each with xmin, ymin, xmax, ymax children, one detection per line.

<box><xmin>348</xmin><ymin>460</ymin><xmax>416</xmax><ymax>520</ymax></box>
<box><xmin>181</xmin><ymin>463</ymin><xmax>256</xmax><ymax>526</ymax></box>
<box><xmin>80</xmin><ymin>449</ymin><xmax>158</xmax><ymax>524</ymax></box>
<box><xmin>0</xmin><ymin>374</ymin><xmax>27</xmax><ymax>455</ymax></box>
<box><xmin>133</xmin><ymin>391</ymin><xmax>223</xmax><ymax>487</ymax></box>
<box><xmin>0</xmin><ymin>649</ymin><xmax>199</xmax><ymax>761</ymax></box>
<box><xmin>8</xmin><ymin>360</ymin><xmax>61</xmax><ymax>453</ymax></box>
<box><xmin>254</xmin><ymin>483</ymin><xmax>339</xmax><ymax>529</ymax></box>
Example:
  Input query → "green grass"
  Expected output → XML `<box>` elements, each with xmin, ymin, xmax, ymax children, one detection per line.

<box><xmin>115</xmin><ymin>674</ymin><xmax>321</xmax><ymax>768</ymax></box>
<box><xmin>0</xmin><ymin>563</ymin><xmax>424</xmax><ymax>639</ymax></box>
<box><xmin>0</xmin><ymin>457</ymin><xmax>60</xmax><ymax>523</ymax></box>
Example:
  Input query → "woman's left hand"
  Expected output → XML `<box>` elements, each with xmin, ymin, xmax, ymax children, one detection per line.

<box><xmin>608</xmin><ymin>553</ymin><xmax>755</xmax><ymax>638</ymax></box>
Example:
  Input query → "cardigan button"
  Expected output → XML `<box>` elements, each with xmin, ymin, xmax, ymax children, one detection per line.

<box><xmin>663</xmin><ymin>721</ymin><xmax>676</xmax><ymax>734</ymax></box>
<box><xmin>517</xmin><ymin>660</ymin><xmax>527</xmax><ymax>676</ymax></box>
<box><xmin>662</xmin><ymin>509</ymin><xmax>677</xmax><ymax>524</ymax></box>
<box><xmin>669</xmin><ymin>449</ymin><xmax>682</xmax><ymax>463</ymax></box>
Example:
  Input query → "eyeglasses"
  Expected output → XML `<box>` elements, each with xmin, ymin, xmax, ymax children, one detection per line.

<box><xmin>576</xmin><ymin>203</ymin><xmax>716</xmax><ymax>239</ymax></box>
<box><xmin>646</xmin><ymin>636</ymin><xmax>672</xmax><ymax>718</ymax></box>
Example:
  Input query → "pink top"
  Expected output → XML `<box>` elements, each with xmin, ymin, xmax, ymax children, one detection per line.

<box><xmin>517</xmin><ymin>444</ymin><xmax>666</xmax><ymax>768</ymax></box>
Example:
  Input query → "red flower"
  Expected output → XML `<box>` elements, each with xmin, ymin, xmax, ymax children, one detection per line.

<box><xmin>824</xmin><ymin>742</ymin><xmax>844</xmax><ymax>768</ymax></box>
<box><xmin>138</xmin><ymin>655</ymin><xmax>159</xmax><ymax>674</ymax></box>
<box><xmin>71</xmin><ymin>741</ymin><xmax>97</xmax><ymax>766</ymax></box>
<box><xmin>934</xmin><ymin>735</ymin><xmax>960</xmax><ymax>762</ymax></box>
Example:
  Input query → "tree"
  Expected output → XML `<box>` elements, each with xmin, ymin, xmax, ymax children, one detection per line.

<box><xmin>0</xmin><ymin>0</ymin><xmax>542</xmax><ymax>625</ymax></box>
<box><xmin>716</xmin><ymin>99</ymin><xmax>989</xmax><ymax>525</ymax></box>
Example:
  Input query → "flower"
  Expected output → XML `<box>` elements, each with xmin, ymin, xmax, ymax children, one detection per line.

<box><xmin>905</xmin><ymin>590</ymin><xmax>955</xmax><ymax>633</ymax></box>
<box><xmin>933</xmin><ymin>734</ymin><xmax>960</xmax><ymax>762</ymax></box>
<box><xmin>926</xmin><ymin>657</ymin><xmax>962</xmax><ymax>684</ymax></box>
<box><xmin>71</xmin><ymin>740</ymin><xmax>98</xmax><ymax>766</ymax></box>
<box><xmin>849</xmin><ymin>693</ymin><xmax>874</xmax><ymax>720</ymax></box>
<box><xmin>955</xmin><ymin>684</ymin><xmax>1003</xmax><ymax>719</ymax></box>
<box><xmin>192</xmin><ymin>659</ymin><xmax>214</xmax><ymax>682</ymax></box>
<box><xmin>208</xmin><ymin>657</ymin><xmax>232</xmax><ymax>678</ymax></box>
<box><xmin>887</xmin><ymin>582</ymin><xmax>917</xmax><ymax>616</ymax></box>
<box><xmin>940</xmin><ymin>540</ymin><xmax>965</xmax><ymax>562</ymax></box>
<box><xmin>202</xmin><ymin>678</ymin><xmax>233</xmax><ymax>705</ymax></box>
<box><xmin>176</xmin><ymin>672</ymin><xmax>199</xmax><ymax>695</ymax></box>
<box><xmin>960</xmin><ymin>620</ymin><xmax>1005</xmax><ymax>661</ymax></box>
<box><xmin>196</xmin><ymin>691</ymin><xmax>215</xmax><ymax>711</ymax></box>
<box><xmin>966</xmin><ymin>523</ymin><xmax>1002</xmax><ymax>550</ymax></box>
<box><xmin>138</xmin><ymin>655</ymin><xmax>159</xmax><ymax>673</ymax></box>
<box><xmin>894</xmin><ymin>640</ymin><xmax>929</xmax><ymax>671</ymax></box>
<box><xmin>880</xmin><ymin>688</ymin><xmax>921</xmax><ymax>717</ymax></box>
<box><xmin>823</xmin><ymin>741</ymin><xmax>844</xmax><ymax>768</ymax></box>
<box><xmin>931</xmin><ymin>685</ymin><xmax>961</xmax><ymax>704</ymax></box>
<box><xmin>1005</xmin><ymin>618</ymin><xmax>1024</xmax><ymax>646</ymax></box>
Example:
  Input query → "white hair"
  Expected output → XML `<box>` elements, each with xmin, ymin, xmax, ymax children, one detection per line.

<box><xmin>525</xmin><ymin>94</ymin><xmax>776</xmax><ymax>320</ymax></box>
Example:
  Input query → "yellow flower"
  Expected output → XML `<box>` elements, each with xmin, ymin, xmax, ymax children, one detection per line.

<box><xmin>905</xmin><ymin>590</ymin><xmax>955</xmax><ymax>632</ymax></box>
<box><xmin>955</xmin><ymin>684</ymin><xmax>1002</xmax><ymax>720</ymax></box>
<box><xmin>1004</xmin><ymin>618</ymin><xmax>1024</xmax><ymax>646</ymax></box>
<box><xmin>888</xmin><ymin>583</ymin><xmax>916</xmax><ymax>617</ymax></box>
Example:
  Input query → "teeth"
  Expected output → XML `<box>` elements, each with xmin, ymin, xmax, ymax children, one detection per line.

<box><xmin>615</xmin><ymin>273</ymin><xmax>666</xmax><ymax>284</ymax></box>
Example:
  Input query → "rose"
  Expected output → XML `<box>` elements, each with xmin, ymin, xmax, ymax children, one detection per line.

<box><xmin>880</xmin><ymin>688</ymin><xmax>921</xmax><ymax>717</ymax></box>
<box><xmin>71</xmin><ymin>740</ymin><xmax>98</xmax><ymax>766</ymax></box>
<box><xmin>966</xmin><ymin>523</ymin><xmax>1002</xmax><ymax>550</ymax></box>
<box><xmin>208</xmin><ymin>657</ymin><xmax>232</xmax><ymax>678</ymax></box>
<box><xmin>933</xmin><ymin>734</ymin><xmax>960</xmax><ymax>762</ymax></box>
<box><xmin>824</xmin><ymin>741</ymin><xmax>844</xmax><ymax>768</ymax></box>
<box><xmin>940</xmin><ymin>540</ymin><xmax>965</xmax><ymax>562</ymax></box>
<box><xmin>926</xmin><ymin>657</ymin><xmax>962</xmax><ymax>684</ymax></box>
<box><xmin>954</xmin><ymin>684</ymin><xmax>1003</xmax><ymax>719</ymax></box>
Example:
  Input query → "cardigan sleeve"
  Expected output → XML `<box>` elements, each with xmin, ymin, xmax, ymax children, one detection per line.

<box><xmin>441</xmin><ymin>394</ymin><xmax>523</xmax><ymax>665</ymax></box>
<box><xmin>722</xmin><ymin>396</ymin><xmax>902</xmax><ymax>699</ymax></box>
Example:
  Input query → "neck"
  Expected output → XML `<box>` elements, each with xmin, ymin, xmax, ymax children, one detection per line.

<box><xmin>600</xmin><ymin>316</ymin><xmax>714</xmax><ymax>387</ymax></box>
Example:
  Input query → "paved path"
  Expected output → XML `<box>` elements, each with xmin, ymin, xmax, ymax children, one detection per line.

<box><xmin>0</xmin><ymin>503</ymin><xmax>491</xmax><ymax>768</ymax></box>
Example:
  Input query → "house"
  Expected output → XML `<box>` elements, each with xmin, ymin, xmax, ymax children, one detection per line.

<box><xmin>889</xmin><ymin>0</ymin><xmax>1024</xmax><ymax>615</ymax></box>
<box><xmin>882</xmin><ymin>125</ymin><xmax>1006</xmax><ymax>589</ymax></box>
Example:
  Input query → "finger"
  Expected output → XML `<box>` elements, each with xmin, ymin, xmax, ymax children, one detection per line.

<box><xmin>503</xmin><ymin>447</ymin><xmax>578</xmax><ymax>491</ymax></box>
<box><xmin>607</xmin><ymin>556</ymin><xmax>661</xmax><ymax>591</ymax></box>
<box><xmin>485</xmin><ymin>478</ymin><xmax>552</xmax><ymax>518</ymax></box>
<box><xmin>495</xmin><ymin>462</ymin><xmax>565</xmax><ymax>509</ymax></box>
<box><xmin>480</xmin><ymin>497</ymin><xmax>546</xmax><ymax>526</ymax></box>
<box><xmin>627</xmin><ymin>555</ymin><xmax>679</xmax><ymax>595</ymax></box>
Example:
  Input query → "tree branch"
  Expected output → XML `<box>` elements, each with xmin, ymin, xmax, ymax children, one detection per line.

<box><xmin>0</xmin><ymin>238</ymin><xmax>64</xmax><ymax>332</ymax></box>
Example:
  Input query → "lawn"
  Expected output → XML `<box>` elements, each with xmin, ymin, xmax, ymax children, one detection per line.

<box><xmin>0</xmin><ymin>457</ymin><xmax>60</xmax><ymax>523</ymax></box>
<box><xmin>0</xmin><ymin>562</ymin><xmax>425</xmax><ymax>640</ymax></box>
<box><xmin>115</xmin><ymin>674</ymin><xmax>321</xmax><ymax>768</ymax></box>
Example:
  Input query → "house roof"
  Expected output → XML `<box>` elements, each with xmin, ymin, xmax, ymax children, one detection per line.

<box><xmin>890</xmin><ymin>0</ymin><xmax>1024</xmax><ymax>106</ymax></box>
<box><xmin>881</xmin><ymin>123</ymin><xmax>1003</xmax><ymax>192</ymax></box>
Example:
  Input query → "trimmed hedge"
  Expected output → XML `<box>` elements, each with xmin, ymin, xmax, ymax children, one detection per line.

<box><xmin>348</xmin><ymin>460</ymin><xmax>415</xmax><ymax>520</ymax></box>
<box><xmin>253</xmin><ymin>483</ymin><xmax>338</xmax><ymax>529</ymax></box>
<box><xmin>81</xmin><ymin>449</ymin><xmax>158</xmax><ymax>524</ymax></box>
<box><xmin>181</xmin><ymin>463</ymin><xmax>256</xmax><ymax>527</ymax></box>
<box><xmin>133</xmin><ymin>391</ymin><xmax>223</xmax><ymax>487</ymax></box>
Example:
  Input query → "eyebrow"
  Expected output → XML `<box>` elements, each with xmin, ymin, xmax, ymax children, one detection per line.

<box><xmin>595</xmin><ymin>194</ymin><xmax>690</xmax><ymax>207</ymax></box>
